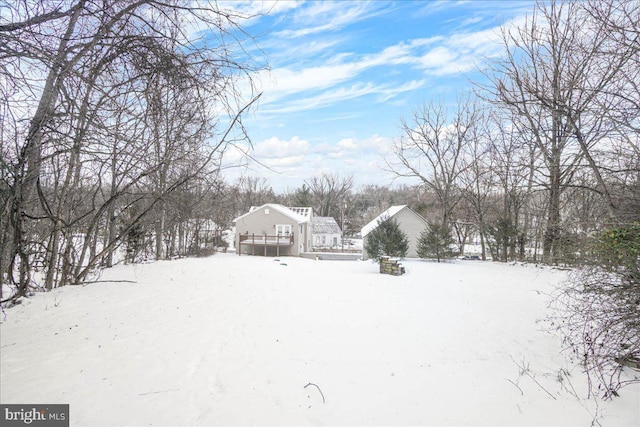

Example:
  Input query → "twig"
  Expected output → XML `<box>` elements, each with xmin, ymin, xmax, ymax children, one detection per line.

<box><xmin>82</xmin><ymin>280</ymin><xmax>137</xmax><ymax>287</ymax></box>
<box><xmin>506</xmin><ymin>378</ymin><xmax>524</xmax><ymax>396</ymax></box>
<box><xmin>304</xmin><ymin>382</ymin><xmax>326</xmax><ymax>403</ymax></box>
<box><xmin>510</xmin><ymin>356</ymin><xmax>557</xmax><ymax>400</ymax></box>
<box><xmin>525</xmin><ymin>370</ymin><xmax>557</xmax><ymax>400</ymax></box>
<box><xmin>138</xmin><ymin>388</ymin><xmax>180</xmax><ymax>396</ymax></box>
<box><xmin>558</xmin><ymin>368</ymin><xmax>580</xmax><ymax>399</ymax></box>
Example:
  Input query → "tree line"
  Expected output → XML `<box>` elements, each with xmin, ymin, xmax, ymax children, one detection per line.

<box><xmin>1</xmin><ymin>1</ymin><xmax>262</xmax><ymax>300</ymax></box>
<box><xmin>2</xmin><ymin>0</ymin><xmax>636</xmax><ymax>289</ymax></box>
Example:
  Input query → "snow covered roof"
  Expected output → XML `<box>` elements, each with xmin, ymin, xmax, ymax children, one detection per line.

<box><xmin>312</xmin><ymin>216</ymin><xmax>341</xmax><ymax>234</ymax></box>
<box><xmin>361</xmin><ymin>205</ymin><xmax>408</xmax><ymax>237</ymax></box>
<box><xmin>288</xmin><ymin>207</ymin><xmax>312</xmax><ymax>220</ymax></box>
<box><xmin>233</xmin><ymin>204</ymin><xmax>310</xmax><ymax>224</ymax></box>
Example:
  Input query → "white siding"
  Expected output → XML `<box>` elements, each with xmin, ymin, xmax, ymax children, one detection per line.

<box><xmin>394</xmin><ymin>208</ymin><xmax>428</xmax><ymax>258</ymax></box>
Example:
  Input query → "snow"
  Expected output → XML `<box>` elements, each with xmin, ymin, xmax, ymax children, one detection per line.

<box><xmin>361</xmin><ymin>205</ymin><xmax>407</xmax><ymax>237</ymax></box>
<box><xmin>1</xmin><ymin>254</ymin><xmax>638</xmax><ymax>426</ymax></box>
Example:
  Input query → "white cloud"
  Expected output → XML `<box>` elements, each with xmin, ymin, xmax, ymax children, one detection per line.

<box><xmin>270</xmin><ymin>63</ymin><xmax>361</xmax><ymax>96</ymax></box>
<box><xmin>420</xmin><ymin>46</ymin><xmax>457</xmax><ymax>69</ymax></box>
<box><xmin>221</xmin><ymin>133</ymin><xmax>400</xmax><ymax>191</ymax></box>
<box><xmin>260</xmin><ymin>79</ymin><xmax>425</xmax><ymax>116</ymax></box>
<box><xmin>274</xmin><ymin>2</ymin><xmax>391</xmax><ymax>38</ymax></box>
<box><xmin>216</xmin><ymin>0</ymin><xmax>302</xmax><ymax>22</ymax></box>
<box><xmin>251</xmin><ymin>20</ymin><xmax>508</xmax><ymax>113</ymax></box>
<box><xmin>337</xmin><ymin>138</ymin><xmax>357</xmax><ymax>150</ymax></box>
<box><xmin>263</xmin><ymin>155</ymin><xmax>306</xmax><ymax>168</ymax></box>
<box><xmin>254</xmin><ymin>136</ymin><xmax>310</xmax><ymax>159</ymax></box>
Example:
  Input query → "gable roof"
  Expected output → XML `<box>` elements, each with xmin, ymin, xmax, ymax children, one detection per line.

<box><xmin>361</xmin><ymin>205</ymin><xmax>409</xmax><ymax>237</ymax></box>
<box><xmin>312</xmin><ymin>216</ymin><xmax>341</xmax><ymax>234</ymax></box>
<box><xmin>233</xmin><ymin>204</ymin><xmax>311</xmax><ymax>224</ymax></box>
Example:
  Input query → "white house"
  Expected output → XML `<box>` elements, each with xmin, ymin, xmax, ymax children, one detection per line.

<box><xmin>233</xmin><ymin>205</ymin><xmax>344</xmax><ymax>257</ymax></box>
<box><xmin>311</xmin><ymin>216</ymin><xmax>342</xmax><ymax>250</ymax></box>
<box><xmin>233</xmin><ymin>204</ymin><xmax>313</xmax><ymax>256</ymax></box>
<box><xmin>361</xmin><ymin>205</ymin><xmax>428</xmax><ymax>259</ymax></box>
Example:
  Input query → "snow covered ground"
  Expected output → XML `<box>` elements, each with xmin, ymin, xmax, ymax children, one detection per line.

<box><xmin>1</xmin><ymin>254</ymin><xmax>638</xmax><ymax>426</ymax></box>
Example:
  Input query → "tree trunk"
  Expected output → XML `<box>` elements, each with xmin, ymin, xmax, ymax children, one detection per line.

<box><xmin>10</xmin><ymin>2</ymin><xmax>85</xmax><ymax>295</ymax></box>
<box><xmin>544</xmin><ymin>151</ymin><xmax>562</xmax><ymax>264</ymax></box>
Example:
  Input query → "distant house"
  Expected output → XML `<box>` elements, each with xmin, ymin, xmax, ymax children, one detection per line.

<box><xmin>311</xmin><ymin>216</ymin><xmax>342</xmax><ymax>250</ymax></box>
<box><xmin>361</xmin><ymin>205</ymin><xmax>428</xmax><ymax>259</ymax></box>
<box><xmin>234</xmin><ymin>204</ymin><xmax>313</xmax><ymax>256</ymax></box>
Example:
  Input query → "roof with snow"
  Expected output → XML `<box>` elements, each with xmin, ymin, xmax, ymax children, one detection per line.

<box><xmin>288</xmin><ymin>207</ymin><xmax>312</xmax><ymax>220</ymax></box>
<box><xmin>361</xmin><ymin>205</ymin><xmax>408</xmax><ymax>237</ymax></box>
<box><xmin>311</xmin><ymin>216</ymin><xmax>341</xmax><ymax>234</ymax></box>
<box><xmin>233</xmin><ymin>204</ymin><xmax>311</xmax><ymax>224</ymax></box>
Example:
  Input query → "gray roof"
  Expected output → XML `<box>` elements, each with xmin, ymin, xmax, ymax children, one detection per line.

<box><xmin>312</xmin><ymin>216</ymin><xmax>342</xmax><ymax>234</ymax></box>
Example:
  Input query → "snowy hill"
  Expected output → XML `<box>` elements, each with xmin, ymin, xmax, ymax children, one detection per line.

<box><xmin>1</xmin><ymin>254</ymin><xmax>638</xmax><ymax>426</ymax></box>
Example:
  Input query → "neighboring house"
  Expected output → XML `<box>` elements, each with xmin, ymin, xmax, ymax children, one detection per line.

<box><xmin>311</xmin><ymin>216</ymin><xmax>342</xmax><ymax>250</ymax></box>
<box><xmin>361</xmin><ymin>205</ymin><xmax>428</xmax><ymax>259</ymax></box>
<box><xmin>233</xmin><ymin>204</ymin><xmax>313</xmax><ymax>256</ymax></box>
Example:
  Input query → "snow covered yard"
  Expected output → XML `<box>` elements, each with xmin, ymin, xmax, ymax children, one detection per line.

<box><xmin>1</xmin><ymin>254</ymin><xmax>638</xmax><ymax>426</ymax></box>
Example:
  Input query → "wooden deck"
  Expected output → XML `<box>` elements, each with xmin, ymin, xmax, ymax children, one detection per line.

<box><xmin>238</xmin><ymin>233</ymin><xmax>294</xmax><ymax>256</ymax></box>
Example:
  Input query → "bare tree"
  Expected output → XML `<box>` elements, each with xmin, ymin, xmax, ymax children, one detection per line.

<box><xmin>457</xmin><ymin>110</ymin><xmax>495</xmax><ymax>260</ymax></box>
<box><xmin>1</xmin><ymin>1</ymin><xmax>262</xmax><ymax>298</ymax></box>
<box><xmin>305</xmin><ymin>173</ymin><xmax>353</xmax><ymax>218</ymax></box>
<box><xmin>482</xmin><ymin>0</ymin><xmax>638</xmax><ymax>262</ymax></box>
<box><xmin>232</xmin><ymin>176</ymin><xmax>276</xmax><ymax>215</ymax></box>
<box><xmin>388</xmin><ymin>97</ymin><xmax>479</xmax><ymax>227</ymax></box>
<box><xmin>583</xmin><ymin>0</ymin><xmax>640</xmax><ymax>222</ymax></box>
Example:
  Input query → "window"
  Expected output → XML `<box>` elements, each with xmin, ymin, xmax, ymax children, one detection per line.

<box><xmin>322</xmin><ymin>236</ymin><xmax>326</xmax><ymax>244</ymax></box>
<box><xmin>276</xmin><ymin>224</ymin><xmax>292</xmax><ymax>236</ymax></box>
<box><xmin>333</xmin><ymin>237</ymin><xmax>338</xmax><ymax>246</ymax></box>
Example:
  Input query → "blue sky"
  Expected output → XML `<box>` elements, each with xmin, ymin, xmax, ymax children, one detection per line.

<box><xmin>219</xmin><ymin>1</ymin><xmax>534</xmax><ymax>192</ymax></box>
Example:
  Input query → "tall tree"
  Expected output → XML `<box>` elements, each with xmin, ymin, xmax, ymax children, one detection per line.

<box><xmin>483</xmin><ymin>0</ymin><xmax>638</xmax><ymax>262</ymax></box>
<box><xmin>388</xmin><ymin>97</ymin><xmax>479</xmax><ymax>227</ymax></box>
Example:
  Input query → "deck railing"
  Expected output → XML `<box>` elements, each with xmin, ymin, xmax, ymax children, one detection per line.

<box><xmin>238</xmin><ymin>232</ymin><xmax>294</xmax><ymax>256</ymax></box>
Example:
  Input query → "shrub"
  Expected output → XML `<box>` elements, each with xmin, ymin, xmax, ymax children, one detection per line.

<box><xmin>364</xmin><ymin>218</ymin><xmax>408</xmax><ymax>261</ymax></box>
<box><xmin>551</xmin><ymin>223</ymin><xmax>640</xmax><ymax>399</ymax></box>
<box><xmin>417</xmin><ymin>222</ymin><xmax>456</xmax><ymax>262</ymax></box>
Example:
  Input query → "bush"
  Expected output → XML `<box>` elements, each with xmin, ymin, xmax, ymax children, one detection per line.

<box><xmin>594</xmin><ymin>223</ymin><xmax>640</xmax><ymax>275</ymax></box>
<box><xmin>364</xmin><ymin>218</ymin><xmax>408</xmax><ymax>261</ymax></box>
<box><xmin>551</xmin><ymin>223</ymin><xmax>640</xmax><ymax>399</ymax></box>
<box><xmin>417</xmin><ymin>222</ymin><xmax>456</xmax><ymax>262</ymax></box>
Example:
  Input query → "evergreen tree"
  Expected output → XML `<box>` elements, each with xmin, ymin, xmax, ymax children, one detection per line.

<box><xmin>365</xmin><ymin>218</ymin><xmax>409</xmax><ymax>261</ymax></box>
<box><xmin>293</xmin><ymin>184</ymin><xmax>313</xmax><ymax>207</ymax></box>
<box><xmin>486</xmin><ymin>217</ymin><xmax>519</xmax><ymax>262</ymax></box>
<box><xmin>417</xmin><ymin>222</ymin><xmax>456</xmax><ymax>262</ymax></box>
